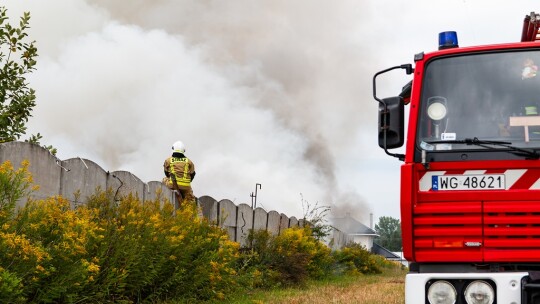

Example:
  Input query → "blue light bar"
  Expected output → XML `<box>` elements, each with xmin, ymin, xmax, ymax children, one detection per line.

<box><xmin>438</xmin><ymin>31</ymin><xmax>459</xmax><ymax>50</ymax></box>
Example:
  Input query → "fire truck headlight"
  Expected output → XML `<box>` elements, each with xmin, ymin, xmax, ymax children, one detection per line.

<box><xmin>427</xmin><ymin>280</ymin><xmax>457</xmax><ymax>304</ymax></box>
<box><xmin>427</xmin><ymin>100</ymin><xmax>447</xmax><ymax>121</ymax></box>
<box><xmin>464</xmin><ymin>280</ymin><xmax>494</xmax><ymax>304</ymax></box>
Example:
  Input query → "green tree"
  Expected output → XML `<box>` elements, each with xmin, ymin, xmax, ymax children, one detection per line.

<box><xmin>374</xmin><ymin>216</ymin><xmax>402</xmax><ymax>252</ymax></box>
<box><xmin>0</xmin><ymin>6</ymin><xmax>38</xmax><ymax>142</ymax></box>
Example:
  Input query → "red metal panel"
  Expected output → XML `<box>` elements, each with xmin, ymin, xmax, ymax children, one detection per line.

<box><xmin>485</xmin><ymin>239</ymin><xmax>540</xmax><ymax>248</ymax></box>
<box><xmin>415</xmin><ymin>226</ymin><xmax>482</xmax><ymax>237</ymax></box>
<box><xmin>482</xmin><ymin>201</ymin><xmax>540</xmax><ymax>262</ymax></box>
<box><xmin>412</xmin><ymin>200</ymin><xmax>482</xmax><ymax>262</ymax></box>
<box><xmin>414</xmin><ymin>202</ymin><xmax>482</xmax><ymax>214</ymax></box>
<box><xmin>419</xmin><ymin>189</ymin><xmax>540</xmax><ymax>202</ymax></box>
<box><xmin>422</xmin><ymin>160</ymin><xmax>540</xmax><ymax>171</ymax></box>
<box><xmin>415</xmin><ymin>250</ymin><xmax>483</xmax><ymax>262</ymax></box>
<box><xmin>414</xmin><ymin>239</ymin><xmax>433</xmax><ymax>248</ymax></box>
<box><xmin>414</xmin><ymin>215</ymin><xmax>481</xmax><ymax>225</ymax></box>
<box><xmin>484</xmin><ymin>250</ymin><xmax>540</xmax><ymax>262</ymax></box>
<box><xmin>485</xmin><ymin>215</ymin><xmax>540</xmax><ymax>225</ymax></box>
<box><xmin>484</xmin><ymin>227</ymin><xmax>540</xmax><ymax>236</ymax></box>
<box><xmin>484</xmin><ymin>201</ymin><xmax>540</xmax><ymax>213</ymax></box>
<box><xmin>401</xmin><ymin>164</ymin><xmax>414</xmax><ymax>261</ymax></box>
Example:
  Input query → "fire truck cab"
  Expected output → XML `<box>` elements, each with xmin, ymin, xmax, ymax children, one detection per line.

<box><xmin>374</xmin><ymin>12</ymin><xmax>540</xmax><ymax>304</ymax></box>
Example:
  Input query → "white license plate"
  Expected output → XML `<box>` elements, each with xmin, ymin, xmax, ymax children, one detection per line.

<box><xmin>432</xmin><ymin>174</ymin><xmax>505</xmax><ymax>191</ymax></box>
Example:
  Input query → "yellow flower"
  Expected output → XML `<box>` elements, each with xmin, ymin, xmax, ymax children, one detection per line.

<box><xmin>88</xmin><ymin>262</ymin><xmax>100</xmax><ymax>273</ymax></box>
<box><xmin>216</xmin><ymin>292</ymin><xmax>224</xmax><ymax>300</ymax></box>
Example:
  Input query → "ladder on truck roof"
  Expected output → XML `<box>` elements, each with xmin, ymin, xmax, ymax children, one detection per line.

<box><xmin>522</xmin><ymin>11</ymin><xmax>540</xmax><ymax>42</ymax></box>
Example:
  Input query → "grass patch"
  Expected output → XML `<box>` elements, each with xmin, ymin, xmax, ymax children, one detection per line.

<box><xmin>226</xmin><ymin>267</ymin><xmax>407</xmax><ymax>304</ymax></box>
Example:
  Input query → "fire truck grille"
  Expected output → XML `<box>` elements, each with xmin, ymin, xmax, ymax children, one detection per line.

<box><xmin>413</xmin><ymin>201</ymin><xmax>540</xmax><ymax>262</ymax></box>
<box><xmin>483</xmin><ymin>201</ymin><xmax>540</xmax><ymax>262</ymax></box>
<box><xmin>413</xmin><ymin>201</ymin><xmax>483</xmax><ymax>262</ymax></box>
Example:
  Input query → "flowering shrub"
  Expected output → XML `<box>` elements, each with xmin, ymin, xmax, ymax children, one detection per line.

<box><xmin>0</xmin><ymin>161</ymin><xmax>241</xmax><ymax>303</ymax></box>
<box><xmin>13</xmin><ymin>196</ymin><xmax>102</xmax><ymax>302</ymax></box>
<box><xmin>79</xmin><ymin>191</ymin><xmax>240</xmax><ymax>303</ymax></box>
<box><xmin>240</xmin><ymin>226</ymin><xmax>333</xmax><ymax>288</ymax></box>
<box><xmin>0</xmin><ymin>160</ymin><xmax>39</xmax><ymax>303</ymax></box>
<box><xmin>0</xmin><ymin>160</ymin><xmax>35</xmax><ymax>224</ymax></box>
<box><xmin>332</xmin><ymin>242</ymin><xmax>383</xmax><ymax>275</ymax></box>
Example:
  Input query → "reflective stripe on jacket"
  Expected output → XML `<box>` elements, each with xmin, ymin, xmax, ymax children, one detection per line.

<box><xmin>167</xmin><ymin>156</ymin><xmax>193</xmax><ymax>187</ymax></box>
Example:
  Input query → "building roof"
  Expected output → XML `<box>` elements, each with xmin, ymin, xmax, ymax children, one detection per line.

<box><xmin>371</xmin><ymin>243</ymin><xmax>401</xmax><ymax>259</ymax></box>
<box><xmin>330</xmin><ymin>214</ymin><xmax>378</xmax><ymax>236</ymax></box>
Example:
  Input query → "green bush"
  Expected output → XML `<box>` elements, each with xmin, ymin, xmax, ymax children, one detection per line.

<box><xmin>0</xmin><ymin>160</ymin><xmax>241</xmax><ymax>303</ymax></box>
<box><xmin>332</xmin><ymin>242</ymin><xmax>382</xmax><ymax>275</ymax></box>
<box><xmin>0</xmin><ymin>160</ymin><xmax>33</xmax><ymax>224</ymax></box>
<box><xmin>240</xmin><ymin>226</ymin><xmax>333</xmax><ymax>288</ymax></box>
<box><xmin>81</xmin><ymin>190</ymin><xmax>240</xmax><ymax>303</ymax></box>
<box><xmin>13</xmin><ymin>196</ymin><xmax>101</xmax><ymax>302</ymax></box>
<box><xmin>0</xmin><ymin>268</ymin><xmax>24</xmax><ymax>303</ymax></box>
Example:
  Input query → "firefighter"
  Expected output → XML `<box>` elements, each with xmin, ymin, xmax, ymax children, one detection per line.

<box><xmin>162</xmin><ymin>141</ymin><xmax>196</xmax><ymax>206</ymax></box>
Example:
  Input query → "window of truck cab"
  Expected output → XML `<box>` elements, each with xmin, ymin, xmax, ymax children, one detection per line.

<box><xmin>415</xmin><ymin>49</ymin><xmax>540</xmax><ymax>162</ymax></box>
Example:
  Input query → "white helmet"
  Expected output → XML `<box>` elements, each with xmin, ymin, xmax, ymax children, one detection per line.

<box><xmin>172</xmin><ymin>141</ymin><xmax>186</xmax><ymax>153</ymax></box>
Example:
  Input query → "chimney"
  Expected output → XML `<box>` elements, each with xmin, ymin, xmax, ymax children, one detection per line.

<box><xmin>370</xmin><ymin>213</ymin><xmax>373</xmax><ymax>229</ymax></box>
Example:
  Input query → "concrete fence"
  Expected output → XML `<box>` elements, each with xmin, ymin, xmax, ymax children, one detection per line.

<box><xmin>0</xmin><ymin>141</ymin><xmax>348</xmax><ymax>248</ymax></box>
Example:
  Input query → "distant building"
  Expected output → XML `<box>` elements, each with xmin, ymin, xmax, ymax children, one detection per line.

<box><xmin>372</xmin><ymin>243</ymin><xmax>409</xmax><ymax>266</ymax></box>
<box><xmin>327</xmin><ymin>213</ymin><xmax>378</xmax><ymax>250</ymax></box>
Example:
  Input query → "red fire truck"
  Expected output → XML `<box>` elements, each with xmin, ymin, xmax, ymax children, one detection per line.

<box><xmin>374</xmin><ymin>12</ymin><xmax>540</xmax><ymax>304</ymax></box>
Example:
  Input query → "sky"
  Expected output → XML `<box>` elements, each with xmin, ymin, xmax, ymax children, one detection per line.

<box><xmin>3</xmin><ymin>0</ymin><xmax>538</xmax><ymax>225</ymax></box>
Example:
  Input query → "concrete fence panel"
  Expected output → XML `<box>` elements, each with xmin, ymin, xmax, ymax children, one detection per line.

<box><xmin>279</xmin><ymin>213</ymin><xmax>289</xmax><ymax>234</ymax></box>
<box><xmin>108</xmin><ymin>171</ymin><xmax>145</xmax><ymax>202</ymax></box>
<box><xmin>253</xmin><ymin>207</ymin><xmax>268</xmax><ymax>231</ymax></box>
<box><xmin>236</xmin><ymin>203</ymin><xmax>253</xmax><ymax>246</ymax></box>
<box><xmin>60</xmin><ymin>158</ymin><xmax>108</xmax><ymax>208</ymax></box>
<box><xmin>198</xmin><ymin>195</ymin><xmax>218</xmax><ymax>223</ymax></box>
<box><xmin>267</xmin><ymin>210</ymin><xmax>281</xmax><ymax>235</ymax></box>
<box><xmin>218</xmin><ymin>199</ymin><xmax>237</xmax><ymax>241</ymax></box>
<box><xmin>289</xmin><ymin>216</ymin><xmax>298</xmax><ymax>228</ymax></box>
<box><xmin>145</xmin><ymin>181</ymin><xmax>174</xmax><ymax>204</ymax></box>
<box><xmin>0</xmin><ymin>141</ymin><xmax>62</xmax><ymax>204</ymax></box>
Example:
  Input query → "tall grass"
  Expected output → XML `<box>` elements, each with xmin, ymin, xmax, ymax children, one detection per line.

<box><xmin>228</xmin><ymin>267</ymin><xmax>406</xmax><ymax>304</ymax></box>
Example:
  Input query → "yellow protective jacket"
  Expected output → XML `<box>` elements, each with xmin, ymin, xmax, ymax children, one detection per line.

<box><xmin>163</xmin><ymin>155</ymin><xmax>195</xmax><ymax>187</ymax></box>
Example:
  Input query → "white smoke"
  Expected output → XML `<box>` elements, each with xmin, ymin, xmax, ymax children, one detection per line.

<box><xmin>2</xmin><ymin>0</ymin><xmax>378</xmax><ymax>220</ymax></box>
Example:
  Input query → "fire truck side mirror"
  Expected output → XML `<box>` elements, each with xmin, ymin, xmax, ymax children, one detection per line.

<box><xmin>378</xmin><ymin>96</ymin><xmax>404</xmax><ymax>149</ymax></box>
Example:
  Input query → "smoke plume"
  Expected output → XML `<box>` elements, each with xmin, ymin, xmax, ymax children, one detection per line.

<box><xmin>6</xmin><ymin>0</ymin><xmax>378</xmax><ymax>219</ymax></box>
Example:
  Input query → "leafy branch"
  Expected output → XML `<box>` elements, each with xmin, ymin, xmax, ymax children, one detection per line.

<box><xmin>301</xmin><ymin>193</ymin><xmax>332</xmax><ymax>240</ymax></box>
<box><xmin>0</xmin><ymin>7</ymin><xmax>37</xmax><ymax>143</ymax></box>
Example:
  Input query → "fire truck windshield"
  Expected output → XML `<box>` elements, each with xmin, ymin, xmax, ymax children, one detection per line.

<box><xmin>417</xmin><ymin>49</ymin><xmax>540</xmax><ymax>158</ymax></box>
